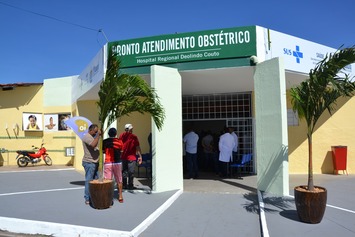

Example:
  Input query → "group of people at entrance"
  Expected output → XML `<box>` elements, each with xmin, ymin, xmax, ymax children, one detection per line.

<box><xmin>81</xmin><ymin>123</ymin><xmax>142</xmax><ymax>206</ymax></box>
<box><xmin>183</xmin><ymin>126</ymin><xmax>239</xmax><ymax>179</ymax></box>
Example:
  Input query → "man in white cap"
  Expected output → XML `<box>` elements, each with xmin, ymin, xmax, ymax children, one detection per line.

<box><xmin>119</xmin><ymin>123</ymin><xmax>142</xmax><ymax>190</ymax></box>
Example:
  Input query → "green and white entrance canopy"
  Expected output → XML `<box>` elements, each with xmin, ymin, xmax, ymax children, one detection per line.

<box><xmin>75</xmin><ymin>25</ymin><xmax>354</xmax><ymax>101</ymax></box>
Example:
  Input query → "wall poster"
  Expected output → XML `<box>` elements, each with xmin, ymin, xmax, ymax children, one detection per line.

<box><xmin>44</xmin><ymin>114</ymin><xmax>59</xmax><ymax>131</ymax></box>
<box><xmin>58</xmin><ymin>113</ymin><xmax>71</xmax><ymax>131</ymax></box>
<box><xmin>23</xmin><ymin>113</ymin><xmax>43</xmax><ymax>131</ymax></box>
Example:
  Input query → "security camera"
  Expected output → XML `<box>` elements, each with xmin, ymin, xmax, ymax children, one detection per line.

<box><xmin>250</xmin><ymin>55</ymin><xmax>259</xmax><ymax>65</ymax></box>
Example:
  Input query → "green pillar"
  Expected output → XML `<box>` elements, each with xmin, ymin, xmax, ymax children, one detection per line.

<box><xmin>151</xmin><ymin>65</ymin><xmax>183</xmax><ymax>192</ymax></box>
<box><xmin>254</xmin><ymin>57</ymin><xmax>289</xmax><ymax>196</ymax></box>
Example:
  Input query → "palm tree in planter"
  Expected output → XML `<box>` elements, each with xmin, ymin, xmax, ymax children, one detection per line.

<box><xmin>290</xmin><ymin>46</ymin><xmax>355</xmax><ymax>223</ymax></box>
<box><xmin>89</xmin><ymin>53</ymin><xmax>165</xmax><ymax>209</ymax></box>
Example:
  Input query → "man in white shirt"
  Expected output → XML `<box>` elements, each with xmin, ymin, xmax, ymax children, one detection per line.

<box><xmin>183</xmin><ymin>127</ymin><xmax>199</xmax><ymax>179</ymax></box>
<box><xmin>219</xmin><ymin>127</ymin><xmax>235</xmax><ymax>178</ymax></box>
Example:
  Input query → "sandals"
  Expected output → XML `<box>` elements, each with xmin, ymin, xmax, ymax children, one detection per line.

<box><xmin>118</xmin><ymin>198</ymin><xmax>124</xmax><ymax>203</ymax></box>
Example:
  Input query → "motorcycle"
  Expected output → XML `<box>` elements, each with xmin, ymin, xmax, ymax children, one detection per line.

<box><xmin>16</xmin><ymin>143</ymin><xmax>53</xmax><ymax>167</ymax></box>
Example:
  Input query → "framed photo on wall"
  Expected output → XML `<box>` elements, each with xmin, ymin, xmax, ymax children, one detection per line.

<box><xmin>23</xmin><ymin>113</ymin><xmax>43</xmax><ymax>131</ymax></box>
<box><xmin>44</xmin><ymin>114</ymin><xmax>59</xmax><ymax>131</ymax></box>
<box><xmin>58</xmin><ymin>113</ymin><xmax>71</xmax><ymax>131</ymax></box>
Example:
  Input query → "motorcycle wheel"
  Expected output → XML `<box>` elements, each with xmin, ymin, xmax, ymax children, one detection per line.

<box><xmin>17</xmin><ymin>156</ymin><xmax>29</xmax><ymax>167</ymax></box>
<box><xmin>44</xmin><ymin>156</ymin><xmax>52</xmax><ymax>166</ymax></box>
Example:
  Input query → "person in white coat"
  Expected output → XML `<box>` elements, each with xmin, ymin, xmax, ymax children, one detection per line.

<box><xmin>229</xmin><ymin>127</ymin><xmax>239</xmax><ymax>163</ymax></box>
<box><xmin>218</xmin><ymin>127</ymin><xmax>236</xmax><ymax>178</ymax></box>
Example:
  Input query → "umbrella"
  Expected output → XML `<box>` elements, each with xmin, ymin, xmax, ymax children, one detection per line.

<box><xmin>64</xmin><ymin>116</ymin><xmax>92</xmax><ymax>140</ymax></box>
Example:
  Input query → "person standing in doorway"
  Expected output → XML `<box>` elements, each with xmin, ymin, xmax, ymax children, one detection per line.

<box><xmin>103</xmin><ymin>127</ymin><xmax>124</xmax><ymax>203</ymax></box>
<box><xmin>183</xmin><ymin>127</ymin><xmax>199</xmax><ymax>179</ymax></box>
<box><xmin>218</xmin><ymin>127</ymin><xmax>235</xmax><ymax>178</ymax></box>
<box><xmin>119</xmin><ymin>124</ymin><xmax>142</xmax><ymax>190</ymax></box>
<box><xmin>201</xmin><ymin>130</ymin><xmax>214</xmax><ymax>171</ymax></box>
<box><xmin>82</xmin><ymin>124</ymin><xmax>101</xmax><ymax>205</ymax></box>
<box><xmin>229</xmin><ymin>127</ymin><xmax>239</xmax><ymax>163</ymax></box>
<box><xmin>148</xmin><ymin>132</ymin><xmax>152</xmax><ymax>156</ymax></box>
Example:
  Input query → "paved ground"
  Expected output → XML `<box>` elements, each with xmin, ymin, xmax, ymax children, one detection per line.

<box><xmin>0</xmin><ymin>165</ymin><xmax>354</xmax><ymax>237</ymax></box>
<box><xmin>263</xmin><ymin>174</ymin><xmax>355</xmax><ymax>237</ymax></box>
<box><xmin>0</xmin><ymin>165</ymin><xmax>260</xmax><ymax>237</ymax></box>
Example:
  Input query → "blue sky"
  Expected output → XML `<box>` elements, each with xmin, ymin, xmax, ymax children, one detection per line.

<box><xmin>0</xmin><ymin>0</ymin><xmax>354</xmax><ymax>84</ymax></box>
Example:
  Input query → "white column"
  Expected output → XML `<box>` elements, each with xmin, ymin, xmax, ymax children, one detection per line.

<box><xmin>151</xmin><ymin>65</ymin><xmax>183</xmax><ymax>192</ymax></box>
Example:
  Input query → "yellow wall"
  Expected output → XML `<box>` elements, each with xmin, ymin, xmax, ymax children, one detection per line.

<box><xmin>4</xmin><ymin>83</ymin><xmax>354</xmax><ymax>175</ymax></box>
<box><xmin>73</xmin><ymin>100</ymin><xmax>100</xmax><ymax>170</ymax></box>
<box><xmin>287</xmin><ymin>92</ymin><xmax>355</xmax><ymax>174</ymax></box>
<box><xmin>72</xmin><ymin>100</ymin><xmax>152</xmax><ymax>171</ymax></box>
<box><xmin>0</xmin><ymin>85</ymin><xmax>75</xmax><ymax>167</ymax></box>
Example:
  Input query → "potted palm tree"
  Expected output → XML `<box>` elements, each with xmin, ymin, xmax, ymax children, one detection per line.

<box><xmin>290</xmin><ymin>46</ymin><xmax>355</xmax><ymax>223</ymax></box>
<box><xmin>89</xmin><ymin>52</ymin><xmax>165</xmax><ymax>209</ymax></box>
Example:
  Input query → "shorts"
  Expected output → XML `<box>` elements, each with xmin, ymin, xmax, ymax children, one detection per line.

<box><xmin>104</xmin><ymin>162</ymin><xmax>122</xmax><ymax>183</ymax></box>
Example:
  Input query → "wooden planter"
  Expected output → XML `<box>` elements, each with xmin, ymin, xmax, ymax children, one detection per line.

<box><xmin>89</xmin><ymin>179</ymin><xmax>114</xmax><ymax>209</ymax></box>
<box><xmin>294</xmin><ymin>185</ymin><xmax>327</xmax><ymax>224</ymax></box>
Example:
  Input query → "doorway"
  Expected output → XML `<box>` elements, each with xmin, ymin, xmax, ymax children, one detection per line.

<box><xmin>182</xmin><ymin>92</ymin><xmax>255</xmax><ymax>180</ymax></box>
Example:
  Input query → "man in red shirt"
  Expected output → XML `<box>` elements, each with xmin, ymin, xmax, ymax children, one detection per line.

<box><xmin>119</xmin><ymin>124</ymin><xmax>142</xmax><ymax>190</ymax></box>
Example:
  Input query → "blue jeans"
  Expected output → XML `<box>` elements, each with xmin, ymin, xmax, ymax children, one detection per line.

<box><xmin>186</xmin><ymin>152</ymin><xmax>198</xmax><ymax>178</ymax></box>
<box><xmin>82</xmin><ymin>161</ymin><xmax>99</xmax><ymax>201</ymax></box>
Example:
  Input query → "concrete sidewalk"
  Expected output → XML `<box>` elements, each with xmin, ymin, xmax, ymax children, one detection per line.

<box><xmin>262</xmin><ymin>174</ymin><xmax>355</xmax><ymax>237</ymax></box>
<box><xmin>0</xmin><ymin>166</ymin><xmax>260</xmax><ymax>237</ymax></box>
<box><xmin>0</xmin><ymin>165</ymin><xmax>354</xmax><ymax>236</ymax></box>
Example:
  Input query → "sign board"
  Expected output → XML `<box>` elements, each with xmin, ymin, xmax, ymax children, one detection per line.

<box><xmin>269</xmin><ymin>30</ymin><xmax>354</xmax><ymax>77</ymax></box>
<box><xmin>108</xmin><ymin>26</ymin><xmax>257</xmax><ymax>68</ymax></box>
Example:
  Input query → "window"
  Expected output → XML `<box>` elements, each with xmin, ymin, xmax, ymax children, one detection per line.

<box><xmin>182</xmin><ymin>93</ymin><xmax>252</xmax><ymax>120</ymax></box>
<box><xmin>287</xmin><ymin>109</ymin><xmax>299</xmax><ymax>126</ymax></box>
